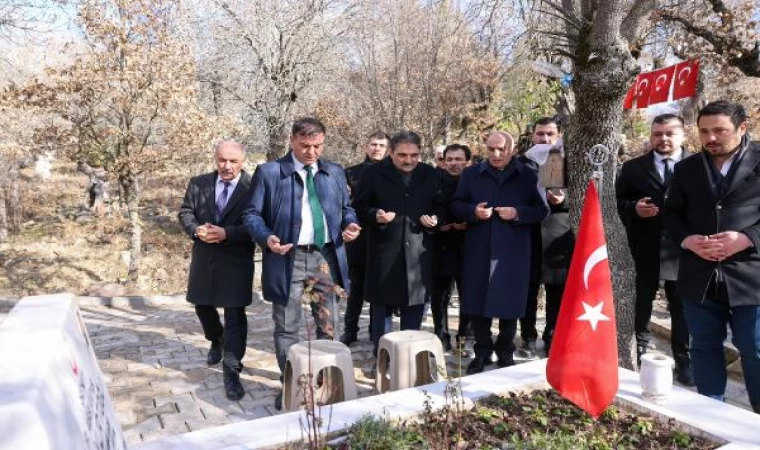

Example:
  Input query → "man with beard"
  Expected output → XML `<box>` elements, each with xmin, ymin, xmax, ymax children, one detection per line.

<box><xmin>340</xmin><ymin>131</ymin><xmax>390</xmax><ymax>346</ymax></box>
<box><xmin>451</xmin><ymin>131</ymin><xmax>548</xmax><ymax>374</ymax></box>
<box><xmin>353</xmin><ymin>131</ymin><xmax>447</xmax><ymax>353</ymax></box>
<box><xmin>666</xmin><ymin>100</ymin><xmax>760</xmax><ymax>413</ymax></box>
<box><xmin>616</xmin><ymin>114</ymin><xmax>693</xmax><ymax>386</ymax></box>
<box><xmin>431</xmin><ymin>144</ymin><xmax>471</xmax><ymax>355</ymax></box>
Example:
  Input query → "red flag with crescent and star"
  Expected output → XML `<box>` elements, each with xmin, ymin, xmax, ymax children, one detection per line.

<box><xmin>648</xmin><ymin>66</ymin><xmax>675</xmax><ymax>105</ymax></box>
<box><xmin>634</xmin><ymin>71</ymin><xmax>655</xmax><ymax>109</ymax></box>
<box><xmin>672</xmin><ymin>59</ymin><xmax>700</xmax><ymax>100</ymax></box>
<box><xmin>546</xmin><ymin>180</ymin><xmax>618</xmax><ymax>418</ymax></box>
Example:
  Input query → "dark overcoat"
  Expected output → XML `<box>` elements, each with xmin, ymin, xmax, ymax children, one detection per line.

<box><xmin>242</xmin><ymin>153</ymin><xmax>358</xmax><ymax>305</ymax></box>
<box><xmin>344</xmin><ymin>157</ymin><xmax>375</xmax><ymax>267</ymax></box>
<box><xmin>450</xmin><ymin>160</ymin><xmax>548</xmax><ymax>319</ymax></box>
<box><xmin>352</xmin><ymin>158</ymin><xmax>447</xmax><ymax>307</ymax></box>
<box><xmin>616</xmin><ymin>149</ymin><xmax>689</xmax><ymax>281</ymax></box>
<box><xmin>178</xmin><ymin>171</ymin><xmax>255</xmax><ymax>307</ymax></box>
<box><xmin>434</xmin><ymin>171</ymin><xmax>466</xmax><ymax>277</ymax></box>
<box><xmin>665</xmin><ymin>139</ymin><xmax>760</xmax><ymax>305</ymax></box>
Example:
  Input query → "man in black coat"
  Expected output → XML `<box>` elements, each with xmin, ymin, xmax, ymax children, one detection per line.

<box><xmin>518</xmin><ymin>117</ymin><xmax>566</xmax><ymax>359</ymax></box>
<box><xmin>431</xmin><ymin>144</ymin><xmax>471</xmax><ymax>354</ymax></box>
<box><xmin>178</xmin><ymin>140</ymin><xmax>255</xmax><ymax>400</ymax></box>
<box><xmin>616</xmin><ymin>114</ymin><xmax>693</xmax><ymax>386</ymax></box>
<box><xmin>665</xmin><ymin>100</ymin><xmax>760</xmax><ymax>413</ymax></box>
<box><xmin>353</xmin><ymin>131</ymin><xmax>447</xmax><ymax>353</ymax></box>
<box><xmin>340</xmin><ymin>131</ymin><xmax>389</xmax><ymax>346</ymax></box>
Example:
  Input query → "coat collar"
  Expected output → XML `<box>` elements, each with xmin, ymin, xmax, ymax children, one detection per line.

<box><xmin>475</xmin><ymin>157</ymin><xmax>527</xmax><ymax>182</ymax></box>
<box><xmin>643</xmin><ymin>147</ymin><xmax>688</xmax><ymax>187</ymax></box>
<box><xmin>721</xmin><ymin>138</ymin><xmax>760</xmax><ymax>200</ymax></box>
<box><xmin>278</xmin><ymin>151</ymin><xmax>327</xmax><ymax>178</ymax></box>
<box><xmin>376</xmin><ymin>157</ymin><xmax>428</xmax><ymax>189</ymax></box>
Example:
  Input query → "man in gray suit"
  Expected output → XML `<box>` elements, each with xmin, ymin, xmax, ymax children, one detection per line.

<box><xmin>179</xmin><ymin>140</ymin><xmax>255</xmax><ymax>401</ymax></box>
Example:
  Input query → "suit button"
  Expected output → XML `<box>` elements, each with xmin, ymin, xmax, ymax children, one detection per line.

<box><xmin>405</xmin><ymin>193</ymin><xmax>409</xmax><ymax>197</ymax></box>
<box><xmin>405</xmin><ymin>241</ymin><xmax>410</xmax><ymax>247</ymax></box>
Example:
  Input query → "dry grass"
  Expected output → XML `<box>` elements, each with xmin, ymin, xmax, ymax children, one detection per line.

<box><xmin>0</xmin><ymin>161</ymin><xmax>206</xmax><ymax>298</ymax></box>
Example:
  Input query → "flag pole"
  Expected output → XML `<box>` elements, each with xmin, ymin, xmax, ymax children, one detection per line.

<box><xmin>587</xmin><ymin>144</ymin><xmax>612</xmax><ymax>207</ymax></box>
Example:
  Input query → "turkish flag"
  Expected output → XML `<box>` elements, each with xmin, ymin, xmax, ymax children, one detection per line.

<box><xmin>635</xmin><ymin>71</ymin><xmax>655</xmax><ymax>108</ymax></box>
<box><xmin>648</xmin><ymin>66</ymin><xmax>675</xmax><ymax>105</ymax></box>
<box><xmin>546</xmin><ymin>180</ymin><xmax>619</xmax><ymax>418</ymax></box>
<box><xmin>623</xmin><ymin>81</ymin><xmax>636</xmax><ymax>110</ymax></box>
<box><xmin>672</xmin><ymin>59</ymin><xmax>700</xmax><ymax>100</ymax></box>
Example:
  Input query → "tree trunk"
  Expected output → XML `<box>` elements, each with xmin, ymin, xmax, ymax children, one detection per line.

<box><xmin>266</xmin><ymin>117</ymin><xmax>289</xmax><ymax>162</ymax></box>
<box><xmin>120</xmin><ymin>174</ymin><xmax>141</xmax><ymax>285</ymax></box>
<box><xmin>567</xmin><ymin>52</ymin><xmax>638</xmax><ymax>369</ymax></box>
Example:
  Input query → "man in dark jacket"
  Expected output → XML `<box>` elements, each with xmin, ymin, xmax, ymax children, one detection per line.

<box><xmin>340</xmin><ymin>131</ymin><xmax>389</xmax><ymax>346</ymax></box>
<box><xmin>451</xmin><ymin>131</ymin><xmax>548</xmax><ymax>374</ymax></box>
<box><xmin>432</xmin><ymin>144</ymin><xmax>471</xmax><ymax>354</ymax></box>
<box><xmin>616</xmin><ymin>114</ymin><xmax>693</xmax><ymax>386</ymax></box>
<box><xmin>178</xmin><ymin>140</ymin><xmax>255</xmax><ymax>400</ymax></box>
<box><xmin>353</xmin><ymin>131</ymin><xmax>447</xmax><ymax>353</ymax></box>
<box><xmin>243</xmin><ymin>118</ymin><xmax>361</xmax><ymax>410</ymax></box>
<box><xmin>665</xmin><ymin>100</ymin><xmax>760</xmax><ymax>413</ymax></box>
<box><xmin>518</xmin><ymin>117</ymin><xmax>571</xmax><ymax>359</ymax></box>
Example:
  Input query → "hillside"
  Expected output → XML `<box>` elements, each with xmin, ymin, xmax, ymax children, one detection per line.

<box><xmin>0</xmin><ymin>161</ymin><xmax>218</xmax><ymax>298</ymax></box>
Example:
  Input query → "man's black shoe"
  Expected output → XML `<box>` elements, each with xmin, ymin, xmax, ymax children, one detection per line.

<box><xmin>440</xmin><ymin>336</ymin><xmax>453</xmax><ymax>352</ymax></box>
<box><xmin>466</xmin><ymin>357</ymin><xmax>488</xmax><ymax>374</ymax></box>
<box><xmin>339</xmin><ymin>333</ymin><xmax>357</xmax><ymax>346</ymax></box>
<box><xmin>517</xmin><ymin>340</ymin><xmax>537</xmax><ymax>359</ymax></box>
<box><xmin>274</xmin><ymin>391</ymin><xmax>283</xmax><ymax>411</ymax></box>
<box><xmin>675</xmin><ymin>364</ymin><xmax>695</xmax><ymax>387</ymax></box>
<box><xmin>497</xmin><ymin>355</ymin><xmax>515</xmax><ymax>368</ymax></box>
<box><xmin>222</xmin><ymin>361</ymin><xmax>245</xmax><ymax>401</ymax></box>
<box><xmin>636</xmin><ymin>345</ymin><xmax>646</xmax><ymax>369</ymax></box>
<box><xmin>207</xmin><ymin>338</ymin><xmax>223</xmax><ymax>366</ymax></box>
<box><xmin>752</xmin><ymin>403</ymin><xmax>760</xmax><ymax>415</ymax></box>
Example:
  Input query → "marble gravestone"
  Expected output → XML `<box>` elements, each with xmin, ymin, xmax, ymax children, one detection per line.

<box><xmin>0</xmin><ymin>293</ymin><xmax>125</xmax><ymax>450</ymax></box>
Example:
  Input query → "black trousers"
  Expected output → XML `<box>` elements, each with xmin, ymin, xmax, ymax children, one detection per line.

<box><xmin>520</xmin><ymin>228</ymin><xmax>542</xmax><ymax>342</ymax></box>
<box><xmin>541</xmin><ymin>283</ymin><xmax>565</xmax><ymax>343</ymax></box>
<box><xmin>195</xmin><ymin>305</ymin><xmax>248</xmax><ymax>362</ymax></box>
<box><xmin>431</xmin><ymin>273</ymin><xmax>470</xmax><ymax>343</ymax></box>
<box><xmin>371</xmin><ymin>303</ymin><xmax>424</xmax><ymax>354</ymax></box>
<box><xmin>343</xmin><ymin>263</ymin><xmax>368</xmax><ymax>337</ymax></box>
<box><xmin>472</xmin><ymin>315</ymin><xmax>517</xmax><ymax>360</ymax></box>
<box><xmin>635</xmin><ymin>274</ymin><xmax>690</xmax><ymax>366</ymax></box>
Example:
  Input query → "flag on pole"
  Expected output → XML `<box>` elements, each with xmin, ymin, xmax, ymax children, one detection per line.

<box><xmin>546</xmin><ymin>180</ymin><xmax>619</xmax><ymax>418</ymax></box>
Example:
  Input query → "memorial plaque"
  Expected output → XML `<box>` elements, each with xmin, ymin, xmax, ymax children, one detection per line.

<box><xmin>0</xmin><ymin>294</ymin><xmax>126</xmax><ymax>450</ymax></box>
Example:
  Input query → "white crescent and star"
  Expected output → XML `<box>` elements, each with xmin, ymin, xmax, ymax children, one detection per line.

<box><xmin>678</xmin><ymin>65</ymin><xmax>692</xmax><ymax>85</ymax></box>
<box><xmin>636</xmin><ymin>78</ymin><xmax>649</xmax><ymax>94</ymax></box>
<box><xmin>654</xmin><ymin>73</ymin><xmax>669</xmax><ymax>91</ymax></box>
<box><xmin>579</xmin><ymin>244</ymin><xmax>611</xmax><ymax>331</ymax></box>
<box><xmin>577</xmin><ymin>301</ymin><xmax>611</xmax><ymax>331</ymax></box>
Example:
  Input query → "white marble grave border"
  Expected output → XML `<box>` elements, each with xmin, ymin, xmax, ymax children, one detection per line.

<box><xmin>134</xmin><ymin>358</ymin><xmax>760</xmax><ymax>450</ymax></box>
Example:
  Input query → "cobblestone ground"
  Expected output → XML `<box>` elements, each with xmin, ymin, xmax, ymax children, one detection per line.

<box><xmin>81</xmin><ymin>297</ymin><xmax>484</xmax><ymax>445</ymax></box>
<box><xmin>1</xmin><ymin>295</ymin><xmax>752</xmax><ymax>446</ymax></box>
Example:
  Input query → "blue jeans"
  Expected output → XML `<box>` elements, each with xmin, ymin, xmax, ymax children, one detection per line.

<box><xmin>683</xmin><ymin>298</ymin><xmax>760</xmax><ymax>408</ymax></box>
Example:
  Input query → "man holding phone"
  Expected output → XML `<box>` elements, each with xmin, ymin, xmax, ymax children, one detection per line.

<box><xmin>616</xmin><ymin>114</ymin><xmax>693</xmax><ymax>385</ymax></box>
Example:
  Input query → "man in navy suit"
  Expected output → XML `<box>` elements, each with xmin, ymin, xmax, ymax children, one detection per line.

<box><xmin>243</xmin><ymin>117</ymin><xmax>361</xmax><ymax>410</ymax></box>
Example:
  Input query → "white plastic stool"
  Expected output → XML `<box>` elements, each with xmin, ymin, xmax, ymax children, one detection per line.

<box><xmin>283</xmin><ymin>340</ymin><xmax>357</xmax><ymax>411</ymax></box>
<box><xmin>375</xmin><ymin>330</ymin><xmax>447</xmax><ymax>394</ymax></box>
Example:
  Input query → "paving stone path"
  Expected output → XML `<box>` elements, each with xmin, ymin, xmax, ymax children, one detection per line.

<box><xmin>0</xmin><ymin>294</ymin><xmax>752</xmax><ymax>446</ymax></box>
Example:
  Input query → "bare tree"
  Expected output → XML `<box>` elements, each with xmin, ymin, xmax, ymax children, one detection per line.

<box><xmin>181</xmin><ymin>0</ymin><xmax>352</xmax><ymax>160</ymax></box>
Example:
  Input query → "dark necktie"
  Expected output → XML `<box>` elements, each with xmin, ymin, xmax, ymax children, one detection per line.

<box><xmin>663</xmin><ymin>158</ymin><xmax>673</xmax><ymax>185</ymax></box>
<box><xmin>215</xmin><ymin>181</ymin><xmax>231</xmax><ymax>222</ymax></box>
<box><xmin>305</xmin><ymin>166</ymin><xmax>326</xmax><ymax>248</ymax></box>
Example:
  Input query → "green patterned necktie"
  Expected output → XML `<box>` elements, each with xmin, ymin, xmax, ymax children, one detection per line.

<box><xmin>305</xmin><ymin>165</ymin><xmax>326</xmax><ymax>248</ymax></box>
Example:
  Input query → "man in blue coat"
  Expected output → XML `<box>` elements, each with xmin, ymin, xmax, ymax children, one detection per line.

<box><xmin>451</xmin><ymin>131</ymin><xmax>548</xmax><ymax>374</ymax></box>
<box><xmin>243</xmin><ymin>117</ymin><xmax>361</xmax><ymax>410</ymax></box>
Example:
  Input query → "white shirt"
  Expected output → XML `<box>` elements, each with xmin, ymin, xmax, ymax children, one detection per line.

<box><xmin>215</xmin><ymin>173</ymin><xmax>240</xmax><ymax>205</ymax></box>
<box><xmin>653</xmin><ymin>148</ymin><xmax>683</xmax><ymax>181</ymax></box>
<box><xmin>719</xmin><ymin>147</ymin><xmax>743</xmax><ymax>177</ymax></box>
<box><xmin>292</xmin><ymin>155</ymin><xmax>331</xmax><ymax>246</ymax></box>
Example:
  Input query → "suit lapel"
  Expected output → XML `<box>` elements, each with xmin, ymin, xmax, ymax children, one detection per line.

<box><xmin>642</xmin><ymin>151</ymin><xmax>664</xmax><ymax>189</ymax></box>
<box><xmin>203</xmin><ymin>173</ymin><xmax>217</xmax><ymax>218</ymax></box>
<box><xmin>722</xmin><ymin>145</ymin><xmax>760</xmax><ymax>200</ymax></box>
<box><xmin>219</xmin><ymin>171</ymin><xmax>251</xmax><ymax>222</ymax></box>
